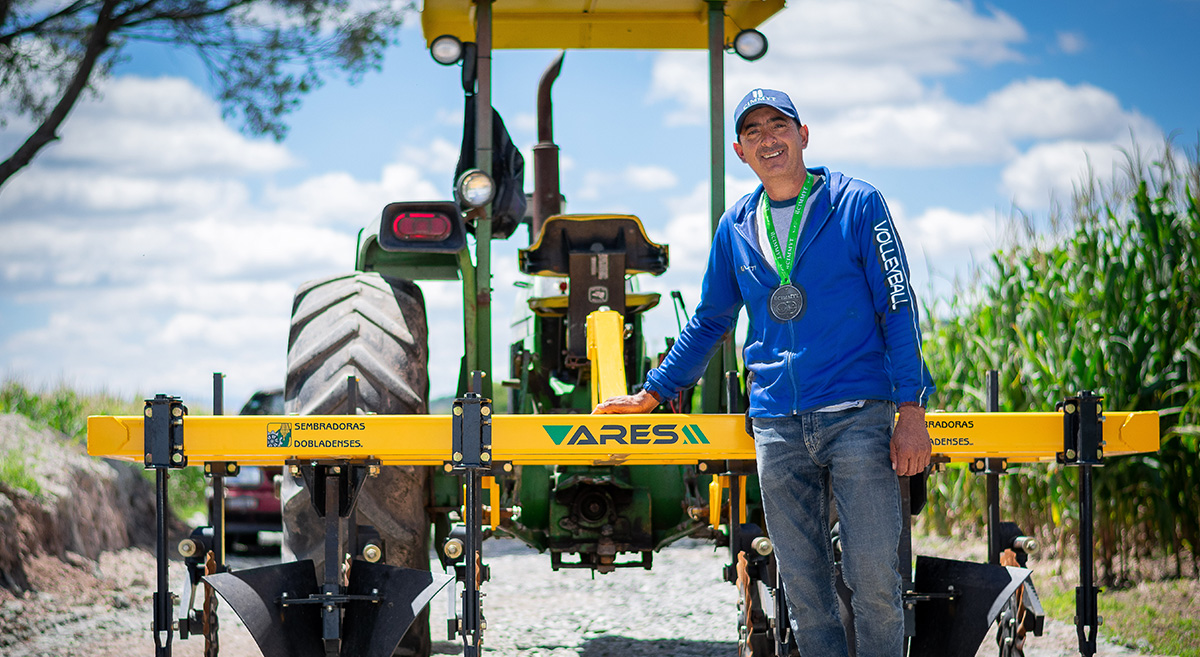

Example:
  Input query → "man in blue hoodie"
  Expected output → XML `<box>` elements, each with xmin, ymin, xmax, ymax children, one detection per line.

<box><xmin>595</xmin><ymin>88</ymin><xmax>934</xmax><ymax>657</ymax></box>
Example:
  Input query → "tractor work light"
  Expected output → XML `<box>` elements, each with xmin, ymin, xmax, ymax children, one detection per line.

<box><xmin>732</xmin><ymin>29</ymin><xmax>768</xmax><ymax>61</ymax></box>
<box><xmin>431</xmin><ymin>34</ymin><xmax>464</xmax><ymax>65</ymax></box>
<box><xmin>456</xmin><ymin>169</ymin><xmax>496</xmax><ymax>208</ymax></box>
<box><xmin>393</xmin><ymin>211</ymin><xmax>454</xmax><ymax>241</ymax></box>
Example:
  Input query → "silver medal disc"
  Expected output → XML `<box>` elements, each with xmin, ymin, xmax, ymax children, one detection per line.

<box><xmin>769</xmin><ymin>284</ymin><xmax>805</xmax><ymax>322</ymax></box>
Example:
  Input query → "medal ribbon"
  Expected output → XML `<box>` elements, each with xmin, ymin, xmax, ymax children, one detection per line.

<box><xmin>759</xmin><ymin>173</ymin><xmax>814</xmax><ymax>286</ymax></box>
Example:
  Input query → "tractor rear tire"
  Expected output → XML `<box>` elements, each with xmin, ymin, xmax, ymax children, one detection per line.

<box><xmin>281</xmin><ymin>272</ymin><xmax>432</xmax><ymax>657</ymax></box>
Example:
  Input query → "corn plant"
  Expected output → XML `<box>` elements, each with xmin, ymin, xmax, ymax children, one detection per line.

<box><xmin>921</xmin><ymin>142</ymin><xmax>1200</xmax><ymax>584</ymax></box>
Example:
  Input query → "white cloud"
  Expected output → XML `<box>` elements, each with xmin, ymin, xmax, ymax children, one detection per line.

<box><xmin>399</xmin><ymin>138</ymin><xmax>461</xmax><ymax>178</ymax></box>
<box><xmin>44</xmin><ymin>76</ymin><xmax>296</xmax><ymax>176</ymax></box>
<box><xmin>763</xmin><ymin>0</ymin><xmax>1025</xmax><ymax>73</ymax></box>
<box><xmin>626</xmin><ymin>165</ymin><xmax>678</xmax><ymax>191</ymax></box>
<box><xmin>895</xmin><ymin>206</ymin><xmax>996</xmax><ymax>259</ymax></box>
<box><xmin>0</xmin><ymin>73</ymin><xmax>455</xmax><ymax>405</ymax></box>
<box><xmin>1057</xmin><ymin>31</ymin><xmax>1087</xmax><ymax>55</ymax></box>
<box><xmin>576</xmin><ymin>164</ymin><xmax>680</xmax><ymax>200</ymax></box>
<box><xmin>983</xmin><ymin>78</ymin><xmax>1148</xmax><ymax>141</ymax></box>
<box><xmin>648</xmin><ymin>0</ymin><xmax>1159</xmax><ymax>175</ymax></box>
<box><xmin>651</xmin><ymin>0</ymin><xmax>1026</xmax><ymax>125</ymax></box>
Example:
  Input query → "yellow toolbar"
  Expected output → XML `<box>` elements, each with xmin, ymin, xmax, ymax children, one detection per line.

<box><xmin>88</xmin><ymin>411</ymin><xmax>1159</xmax><ymax>467</ymax></box>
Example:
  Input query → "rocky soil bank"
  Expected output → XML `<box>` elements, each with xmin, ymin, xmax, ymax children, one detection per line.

<box><xmin>0</xmin><ymin>413</ymin><xmax>166</xmax><ymax>593</ymax></box>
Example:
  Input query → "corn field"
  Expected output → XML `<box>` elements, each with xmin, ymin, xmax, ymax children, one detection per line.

<box><xmin>920</xmin><ymin>142</ymin><xmax>1200</xmax><ymax>585</ymax></box>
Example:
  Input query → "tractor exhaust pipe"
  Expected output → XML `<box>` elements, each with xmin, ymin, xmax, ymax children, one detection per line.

<box><xmin>532</xmin><ymin>53</ymin><xmax>565</xmax><ymax>237</ymax></box>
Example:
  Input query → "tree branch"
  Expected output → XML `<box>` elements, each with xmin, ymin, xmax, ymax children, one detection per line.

<box><xmin>0</xmin><ymin>0</ymin><xmax>119</xmax><ymax>189</ymax></box>
<box><xmin>118</xmin><ymin>0</ymin><xmax>258</xmax><ymax>29</ymax></box>
<box><xmin>0</xmin><ymin>0</ymin><xmax>95</xmax><ymax>46</ymax></box>
<box><xmin>0</xmin><ymin>0</ymin><xmax>13</xmax><ymax>34</ymax></box>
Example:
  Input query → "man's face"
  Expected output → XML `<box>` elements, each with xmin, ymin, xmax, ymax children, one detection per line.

<box><xmin>733</xmin><ymin>106</ymin><xmax>809</xmax><ymax>184</ymax></box>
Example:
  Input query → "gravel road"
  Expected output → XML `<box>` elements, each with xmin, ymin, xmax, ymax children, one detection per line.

<box><xmin>0</xmin><ymin>538</ymin><xmax>1170</xmax><ymax>657</ymax></box>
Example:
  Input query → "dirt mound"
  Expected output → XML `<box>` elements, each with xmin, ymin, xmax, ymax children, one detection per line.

<box><xmin>0</xmin><ymin>414</ymin><xmax>163</xmax><ymax>594</ymax></box>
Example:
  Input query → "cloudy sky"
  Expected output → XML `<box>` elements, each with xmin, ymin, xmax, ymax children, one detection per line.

<box><xmin>1</xmin><ymin>0</ymin><xmax>1197</xmax><ymax>409</ymax></box>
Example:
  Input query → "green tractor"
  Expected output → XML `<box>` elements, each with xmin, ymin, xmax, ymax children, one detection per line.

<box><xmin>279</xmin><ymin>2</ymin><xmax>784</xmax><ymax>655</ymax></box>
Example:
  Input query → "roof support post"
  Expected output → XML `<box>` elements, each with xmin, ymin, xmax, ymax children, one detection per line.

<box><xmin>474</xmin><ymin>0</ymin><xmax>494</xmax><ymax>399</ymax></box>
<box><xmin>705</xmin><ymin>1</ymin><xmax>735</xmax><ymax>411</ymax></box>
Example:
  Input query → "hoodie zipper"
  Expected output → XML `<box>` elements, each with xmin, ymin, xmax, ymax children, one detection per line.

<box><xmin>787</xmin><ymin>319</ymin><xmax>799</xmax><ymax>414</ymax></box>
<box><xmin>734</xmin><ymin>180</ymin><xmax>834</xmax><ymax>415</ymax></box>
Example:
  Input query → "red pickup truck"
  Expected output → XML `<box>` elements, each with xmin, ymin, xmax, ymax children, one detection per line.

<box><xmin>224</xmin><ymin>389</ymin><xmax>284</xmax><ymax>550</ymax></box>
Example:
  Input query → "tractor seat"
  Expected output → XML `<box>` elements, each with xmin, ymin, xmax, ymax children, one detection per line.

<box><xmin>527</xmin><ymin>292</ymin><xmax>662</xmax><ymax>317</ymax></box>
<box><xmin>519</xmin><ymin>214</ymin><xmax>669</xmax><ymax>276</ymax></box>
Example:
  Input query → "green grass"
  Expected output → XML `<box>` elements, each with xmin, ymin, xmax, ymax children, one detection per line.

<box><xmin>1</xmin><ymin>379</ymin><xmax>142</xmax><ymax>442</ymax></box>
<box><xmin>0</xmin><ymin>447</ymin><xmax>42</xmax><ymax>498</ymax></box>
<box><xmin>1039</xmin><ymin>579</ymin><xmax>1199</xmax><ymax>657</ymax></box>
<box><xmin>1</xmin><ymin>378</ymin><xmax>206</xmax><ymax>518</ymax></box>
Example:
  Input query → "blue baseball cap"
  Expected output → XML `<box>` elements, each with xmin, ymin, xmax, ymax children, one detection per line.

<box><xmin>734</xmin><ymin>88</ymin><xmax>801</xmax><ymax>135</ymax></box>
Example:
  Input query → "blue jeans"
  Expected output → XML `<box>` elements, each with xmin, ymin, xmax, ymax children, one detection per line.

<box><xmin>752</xmin><ymin>401</ymin><xmax>903</xmax><ymax>657</ymax></box>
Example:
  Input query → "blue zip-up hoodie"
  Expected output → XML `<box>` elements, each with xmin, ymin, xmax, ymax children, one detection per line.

<box><xmin>644</xmin><ymin>167</ymin><xmax>935</xmax><ymax>417</ymax></box>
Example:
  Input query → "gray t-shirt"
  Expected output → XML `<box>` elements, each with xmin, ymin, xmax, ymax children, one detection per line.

<box><xmin>754</xmin><ymin>173</ymin><xmax>825</xmax><ymax>275</ymax></box>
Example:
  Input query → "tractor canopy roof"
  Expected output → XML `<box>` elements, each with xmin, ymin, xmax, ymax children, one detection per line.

<box><xmin>421</xmin><ymin>0</ymin><xmax>785</xmax><ymax>50</ymax></box>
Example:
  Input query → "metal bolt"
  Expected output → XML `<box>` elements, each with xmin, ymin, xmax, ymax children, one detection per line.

<box><xmin>368</xmin><ymin>464</ymin><xmax>380</xmax><ymax>477</ymax></box>
<box><xmin>171</xmin><ymin>453</ymin><xmax>183</xmax><ymax>464</ymax></box>
<box><xmin>443</xmin><ymin>463</ymin><xmax>454</xmax><ymax>473</ymax></box>
<box><xmin>698</xmin><ymin>462</ymin><xmax>708</xmax><ymax>472</ymax></box>
<box><xmin>453</xmin><ymin>452</ymin><xmax>463</xmax><ymax>462</ymax></box>
<box><xmin>145</xmin><ymin>407</ymin><xmax>153</xmax><ymax>418</ymax></box>
<box><xmin>1066</xmin><ymin>449</ymin><xmax>1077</xmax><ymax>460</ymax></box>
<box><xmin>480</xmin><ymin>452</ymin><xmax>491</xmax><ymax>462</ymax></box>
<box><xmin>1097</xmin><ymin>449</ymin><xmax>1103</xmax><ymax>459</ymax></box>
<box><xmin>178</xmin><ymin>539</ymin><xmax>197</xmax><ymax>557</ymax></box>
<box><xmin>503</xmin><ymin>463</ymin><xmax>513</xmax><ymax>473</ymax></box>
<box><xmin>289</xmin><ymin>465</ymin><xmax>300</xmax><ymax>476</ymax></box>
<box><xmin>145</xmin><ymin>453</ymin><xmax>153</xmax><ymax>462</ymax></box>
<box><xmin>453</xmin><ymin>407</ymin><xmax>463</xmax><ymax>416</ymax></box>
<box><xmin>1065</xmin><ymin>403</ymin><xmax>1077</xmax><ymax>414</ymax></box>
<box><xmin>751</xmin><ymin>536</ymin><xmax>774</xmax><ymax>556</ymax></box>
<box><xmin>226</xmin><ymin>463</ymin><xmax>236</xmax><ymax>474</ymax></box>
<box><xmin>331</xmin><ymin>466</ymin><xmax>341</xmax><ymax>474</ymax></box>
<box><xmin>172</xmin><ymin>406</ymin><xmax>183</xmax><ymax>418</ymax></box>
<box><xmin>481</xmin><ymin>406</ymin><xmax>491</xmax><ymax>416</ymax></box>
<box><xmin>362</xmin><ymin>544</ymin><xmax>382</xmax><ymax>563</ymax></box>
<box><xmin>443</xmin><ymin>538</ymin><xmax>464</xmax><ymax>560</ymax></box>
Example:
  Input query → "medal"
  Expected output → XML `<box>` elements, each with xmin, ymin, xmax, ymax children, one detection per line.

<box><xmin>769</xmin><ymin>284</ymin><xmax>805</xmax><ymax>322</ymax></box>
<box><xmin>760</xmin><ymin>174</ymin><xmax>815</xmax><ymax>322</ymax></box>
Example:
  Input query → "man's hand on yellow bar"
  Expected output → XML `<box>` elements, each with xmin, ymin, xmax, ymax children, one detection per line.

<box><xmin>593</xmin><ymin>389</ymin><xmax>661</xmax><ymax>414</ymax></box>
<box><xmin>891</xmin><ymin>404</ymin><xmax>931</xmax><ymax>476</ymax></box>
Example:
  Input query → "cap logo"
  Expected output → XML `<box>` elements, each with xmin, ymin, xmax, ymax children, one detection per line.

<box><xmin>744</xmin><ymin>89</ymin><xmax>778</xmax><ymax>112</ymax></box>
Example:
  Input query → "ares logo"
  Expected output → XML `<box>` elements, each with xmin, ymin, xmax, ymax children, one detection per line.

<box><xmin>267</xmin><ymin>423</ymin><xmax>292</xmax><ymax>448</ymax></box>
<box><xmin>542</xmin><ymin>423</ymin><xmax>711</xmax><ymax>446</ymax></box>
